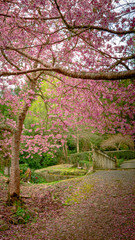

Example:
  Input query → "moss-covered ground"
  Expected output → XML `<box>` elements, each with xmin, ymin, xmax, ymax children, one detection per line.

<box><xmin>35</xmin><ymin>164</ymin><xmax>87</xmax><ymax>176</ymax></box>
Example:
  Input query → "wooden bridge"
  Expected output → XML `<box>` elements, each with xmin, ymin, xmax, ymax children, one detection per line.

<box><xmin>92</xmin><ymin>149</ymin><xmax>117</xmax><ymax>170</ymax></box>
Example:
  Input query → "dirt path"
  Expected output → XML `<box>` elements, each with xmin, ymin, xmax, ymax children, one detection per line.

<box><xmin>0</xmin><ymin>169</ymin><xmax>135</xmax><ymax>240</ymax></box>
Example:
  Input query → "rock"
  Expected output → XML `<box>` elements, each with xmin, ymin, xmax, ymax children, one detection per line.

<box><xmin>0</xmin><ymin>219</ymin><xmax>9</xmax><ymax>231</ymax></box>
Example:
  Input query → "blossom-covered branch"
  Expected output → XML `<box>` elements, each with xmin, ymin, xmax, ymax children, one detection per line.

<box><xmin>0</xmin><ymin>68</ymin><xmax>135</xmax><ymax>80</ymax></box>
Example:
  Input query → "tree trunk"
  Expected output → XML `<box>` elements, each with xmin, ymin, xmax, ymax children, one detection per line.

<box><xmin>77</xmin><ymin>133</ymin><xmax>79</xmax><ymax>153</ymax></box>
<box><xmin>63</xmin><ymin>142</ymin><xmax>68</xmax><ymax>161</ymax></box>
<box><xmin>9</xmin><ymin>131</ymin><xmax>20</xmax><ymax>199</ymax></box>
<box><xmin>8</xmin><ymin>103</ymin><xmax>30</xmax><ymax>203</ymax></box>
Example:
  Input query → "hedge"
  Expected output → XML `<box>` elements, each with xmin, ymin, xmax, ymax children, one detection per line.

<box><xmin>106</xmin><ymin>150</ymin><xmax>135</xmax><ymax>160</ymax></box>
<box><xmin>68</xmin><ymin>151</ymin><xmax>93</xmax><ymax>166</ymax></box>
<box><xmin>68</xmin><ymin>150</ymin><xmax>135</xmax><ymax>169</ymax></box>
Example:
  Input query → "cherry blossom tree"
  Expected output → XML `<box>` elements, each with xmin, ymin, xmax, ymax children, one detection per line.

<box><xmin>47</xmin><ymin>77</ymin><xmax>135</xmax><ymax>139</ymax></box>
<box><xmin>0</xmin><ymin>0</ymin><xmax>134</xmax><ymax>201</ymax></box>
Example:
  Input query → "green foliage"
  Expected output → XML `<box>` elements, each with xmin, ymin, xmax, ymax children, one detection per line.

<box><xmin>24</xmin><ymin>97</ymin><xmax>48</xmax><ymax>130</ymax></box>
<box><xmin>106</xmin><ymin>150</ymin><xmax>135</xmax><ymax>160</ymax></box>
<box><xmin>68</xmin><ymin>151</ymin><xmax>92</xmax><ymax>166</ymax></box>
<box><xmin>59</xmin><ymin>167</ymin><xmax>86</xmax><ymax>176</ymax></box>
<box><xmin>19</xmin><ymin>152</ymin><xmax>58</xmax><ymax>169</ymax></box>
<box><xmin>19</xmin><ymin>163</ymin><xmax>29</xmax><ymax>173</ymax></box>
<box><xmin>19</xmin><ymin>164</ymin><xmax>47</xmax><ymax>183</ymax></box>
<box><xmin>30</xmin><ymin>170</ymin><xmax>47</xmax><ymax>183</ymax></box>
<box><xmin>19</xmin><ymin>152</ymin><xmax>28</xmax><ymax>164</ymax></box>
<box><xmin>0</xmin><ymin>104</ymin><xmax>11</xmax><ymax>119</ymax></box>
<box><xmin>10</xmin><ymin>206</ymin><xmax>31</xmax><ymax>224</ymax></box>
<box><xmin>79</xmin><ymin>160</ymin><xmax>92</xmax><ymax>169</ymax></box>
<box><xmin>54</xmin><ymin>146</ymin><xmax>67</xmax><ymax>163</ymax></box>
<box><xmin>42</xmin><ymin>153</ymin><xmax>58</xmax><ymax>167</ymax></box>
<box><xmin>26</xmin><ymin>153</ymin><xmax>43</xmax><ymax>169</ymax></box>
<box><xmin>117</xmin><ymin>158</ymin><xmax>125</xmax><ymax>168</ymax></box>
<box><xmin>86</xmin><ymin>134</ymin><xmax>103</xmax><ymax>150</ymax></box>
<box><xmin>15</xmin><ymin>207</ymin><xmax>31</xmax><ymax>223</ymax></box>
<box><xmin>67</xmin><ymin>136</ymin><xmax>76</xmax><ymax>154</ymax></box>
<box><xmin>67</xmin><ymin>132</ymin><xmax>103</xmax><ymax>154</ymax></box>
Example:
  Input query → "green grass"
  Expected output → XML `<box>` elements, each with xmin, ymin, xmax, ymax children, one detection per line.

<box><xmin>35</xmin><ymin>164</ymin><xmax>87</xmax><ymax>176</ymax></box>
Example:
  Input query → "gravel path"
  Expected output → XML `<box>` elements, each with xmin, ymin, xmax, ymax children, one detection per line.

<box><xmin>43</xmin><ymin>169</ymin><xmax>135</xmax><ymax>240</ymax></box>
<box><xmin>0</xmin><ymin>169</ymin><xmax>135</xmax><ymax>240</ymax></box>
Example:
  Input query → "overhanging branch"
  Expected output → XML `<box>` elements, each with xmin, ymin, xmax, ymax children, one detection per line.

<box><xmin>53</xmin><ymin>0</ymin><xmax>135</xmax><ymax>35</ymax></box>
<box><xmin>0</xmin><ymin>68</ymin><xmax>135</xmax><ymax>80</ymax></box>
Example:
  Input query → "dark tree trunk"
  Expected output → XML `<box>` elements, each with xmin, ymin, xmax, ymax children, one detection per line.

<box><xmin>9</xmin><ymin>131</ymin><xmax>20</xmax><ymax>199</ymax></box>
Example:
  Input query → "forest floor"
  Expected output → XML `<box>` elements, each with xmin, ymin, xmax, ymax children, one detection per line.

<box><xmin>0</xmin><ymin>169</ymin><xmax>135</xmax><ymax>240</ymax></box>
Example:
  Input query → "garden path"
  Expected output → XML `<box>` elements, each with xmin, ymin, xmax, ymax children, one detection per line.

<box><xmin>0</xmin><ymin>169</ymin><xmax>135</xmax><ymax>240</ymax></box>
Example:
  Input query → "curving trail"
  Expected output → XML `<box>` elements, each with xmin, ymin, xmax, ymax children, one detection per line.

<box><xmin>0</xmin><ymin>169</ymin><xmax>135</xmax><ymax>240</ymax></box>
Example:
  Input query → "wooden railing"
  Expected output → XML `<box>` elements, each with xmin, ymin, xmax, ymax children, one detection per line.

<box><xmin>92</xmin><ymin>149</ymin><xmax>117</xmax><ymax>170</ymax></box>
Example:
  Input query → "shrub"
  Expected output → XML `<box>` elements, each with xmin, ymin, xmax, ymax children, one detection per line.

<box><xmin>10</xmin><ymin>207</ymin><xmax>32</xmax><ymax>224</ymax></box>
<box><xmin>79</xmin><ymin>160</ymin><xmax>92</xmax><ymax>169</ymax></box>
<box><xmin>19</xmin><ymin>163</ymin><xmax>29</xmax><ymax>174</ymax></box>
<box><xmin>106</xmin><ymin>150</ymin><xmax>135</xmax><ymax>160</ymax></box>
<box><xmin>19</xmin><ymin>152</ymin><xmax>58</xmax><ymax>169</ymax></box>
<box><xmin>117</xmin><ymin>158</ymin><xmax>125</xmax><ymax>168</ymax></box>
<box><xmin>100</xmin><ymin>134</ymin><xmax>134</xmax><ymax>151</ymax></box>
<box><xmin>30</xmin><ymin>170</ymin><xmax>47</xmax><ymax>183</ymax></box>
<box><xmin>68</xmin><ymin>151</ymin><xmax>92</xmax><ymax>166</ymax></box>
<box><xmin>15</xmin><ymin>207</ymin><xmax>31</xmax><ymax>223</ymax></box>
<box><xmin>67</xmin><ymin>137</ymin><xmax>76</xmax><ymax>154</ymax></box>
<box><xmin>19</xmin><ymin>164</ymin><xmax>47</xmax><ymax>183</ymax></box>
<box><xmin>41</xmin><ymin>153</ymin><xmax>58</xmax><ymax>167</ymax></box>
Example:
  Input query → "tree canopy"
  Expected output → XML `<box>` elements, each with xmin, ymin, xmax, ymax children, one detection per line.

<box><xmin>0</xmin><ymin>0</ymin><xmax>134</xmax><ymax>199</ymax></box>
<box><xmin>0</xmin><ymin>0</ymin><xmax>134</xmax><ymax>80</ymax></box>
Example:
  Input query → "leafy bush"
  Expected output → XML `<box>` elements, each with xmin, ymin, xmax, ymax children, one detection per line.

<box><xmin>30</xmin><ymin>170</ymin><xmax>47</xmax><ymax>183</ymax></box>
<box><xmin>41</xmin><ymin>153</ymin><xmax>58</xmax><ymax>167</ymax></box>
<box><xmin>20</xmin><ymin>163</ymin><xmax>29</xmax><ymax>181</ymax></box>
<box><xmin>10</xmin><ymin>206</ymin><xmax>32</xmax><ymax>224</ymax></box>
<box><xmin>15</xmin><ymin>207</ymin><xmax>31</xmax><ymax>223</ymax></box>
<box><xmin>19</xmin><ymin>152</ymin><xmax>58</xmax><ymax>169</ymax></box>
<box><xmin>106</xmin><ymin>150</ymin><xmax>135</xmax><ymax>160</ymax></box>
<box><xmin>68</xmin><ymin>151</ymin><xmax>92</xmax><ymax>166</ymax></box>
<box><xmin>19</xmin><ymin>164</ymin><xmax>47</xmax><ymax>183</ymax></box>
<box><xmin>100</xmin><ymin>134</ymin><xmax>134</xmax><ymax>151</ymax></box>
<box><xmin>79</xmin><ymin>160</ymin><xmax>92</xmax><ymax>169</ymax></box>
<box><xmin>26</xmin><ymin>154</ymin><xmax>42</xmax><ymax>169</ymax></box>
<box><xmin>117</xmin><ymin>158</ymin><xmax>125</xmax><ymax>168</ymax></box>
<box><xmin>67</xmin><ymin>137</ymin><xmax>76</xmax><ymax>154</ymax></box>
